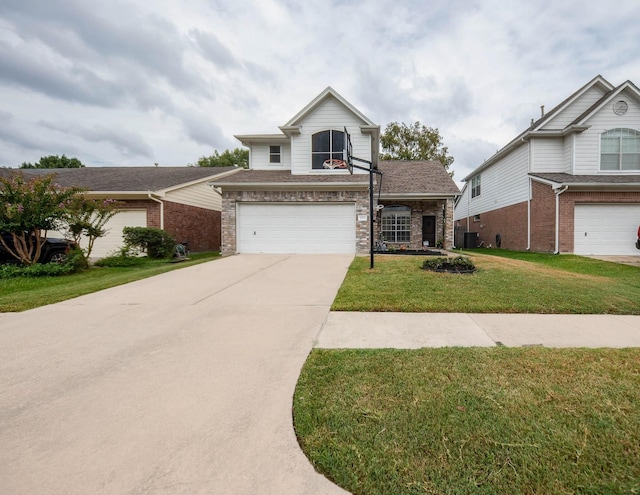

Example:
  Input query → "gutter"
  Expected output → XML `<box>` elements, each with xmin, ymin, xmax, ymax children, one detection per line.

<box><xmin>554</xmin><ymin>185</ymin><xmax>568</xmax><ymax>254</ymax></box>
<box><xmin>148</xmin><ymin>192</ymin><xmax>164</xmax><ymax>230</ymax></box>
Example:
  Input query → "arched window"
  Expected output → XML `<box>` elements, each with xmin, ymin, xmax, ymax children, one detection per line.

<box><xmin>381</xmin><ymin>205</ymin><xmax>411</xmax><ymax>243</ymax></box>
<box><xmin>601</xmin><ymin>128</ymin><xmax>640</xmax><ymax>171</ymax></box>
<box><xmin>312</xmin><ymin>130</ymin><xmax>346</xmax><ymax>170</ymax></box>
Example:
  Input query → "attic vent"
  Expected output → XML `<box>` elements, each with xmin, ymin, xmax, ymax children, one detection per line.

<box><xmin>613</xmin><ymin>100</ymin><xmax>628</xmax><ymax>116</ymax></box>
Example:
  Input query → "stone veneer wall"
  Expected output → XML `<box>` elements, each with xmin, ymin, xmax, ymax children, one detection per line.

<box><xmin>221</xmin><ymin>190</ymin><xmax>370</xmax><ymax>255</ymax></box>
<box><xmin>377</xmin><ymin>199</ymin><xmax>455</xmax><ymax>250</ymax></box>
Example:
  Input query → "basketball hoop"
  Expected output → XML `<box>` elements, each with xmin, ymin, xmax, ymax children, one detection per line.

<box><xmin>322</xmin><ymin>159</ymin><xmax>347</xmax><ymax>169</ymax></box>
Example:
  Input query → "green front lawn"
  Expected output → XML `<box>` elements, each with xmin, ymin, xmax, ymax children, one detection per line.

<box><xmin>333</xmin><ymin>250</ymin><xmax>640</xmax><ymax>314</ymax></box>
<box><xmin>295</xmin><ymin>347</ymin><xmax>640</xmax><ymax>495</ymax></box>
<box><xmin>0</xmin><ymin>252</ymin><xmax>220</xmax><ymax>312</ymax></box>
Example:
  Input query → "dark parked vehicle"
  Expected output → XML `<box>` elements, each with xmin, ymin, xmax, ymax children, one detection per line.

<box><xmin>0</xmin><ymin>233</ymin><xmax>76</xmax><ymax>264</ymax></box>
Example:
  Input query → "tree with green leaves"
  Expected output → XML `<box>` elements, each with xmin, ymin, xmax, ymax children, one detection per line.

<box><xmin>191</xmin><ymin>148</ymin><xmax>249</xmax><ymax>168</ymax></box>
<box><xmin>0</xmin><ymin>173</ymin><xmax>83</xmax><ymax>265</ymax></box>
<box><xmin>20</xmin><ymin>154</ymin><xmax>85</xmax><ymax>169</ymax></box>
<box><xmin>380</xmin><ymin>121</ymin><xmax>454</xmax><ymax>174</ymax></box>
<box><xmin>62</xmin><ymin>196</ymin><xmax>123</xmax><ymax>267</ymax></box>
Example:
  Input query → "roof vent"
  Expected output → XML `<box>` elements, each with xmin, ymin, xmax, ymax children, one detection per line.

<box><xmin>613</xmin><ymin>100</ymin><xmax>628</xmax><ymax>116</ymax></box>
<box><xmin>540</xmin><ymin>105</ymin><xmax>545</xmax><ymax>117</ymax></box>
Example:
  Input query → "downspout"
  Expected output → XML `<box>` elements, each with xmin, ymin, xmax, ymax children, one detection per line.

<box><xmin>554</xmin><ymin>185</ymin><xmax>568</xmax><ymax>254</ymax></box>
<box><xmin>527</xmin><ymin>177</ymin><xmax>532</xmax><ymax>251</ymax></box>
<box><xmin>148</xmin><ymin>192</ymin><xmax>164</xmax><ymax>230</ymax></box>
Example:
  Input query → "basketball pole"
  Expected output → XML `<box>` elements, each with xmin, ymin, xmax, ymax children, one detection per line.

<box><xmin>350</xmin><ymin>159</ymin><xmax>381</xmax><ymax>269</ymax></box>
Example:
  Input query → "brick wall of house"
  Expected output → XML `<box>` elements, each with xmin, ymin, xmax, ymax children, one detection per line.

<box><xmin>456</xmin><ymin>187</ymin><xmax>640</xmax><ymax>254</ymax></box>
<box><xmin>377</xmin><ymin>199</ymin><xmax>454</xmax><ymax>250</ymax></box>
<box><xmin>455</xmin><ymin>201</ymin><xmax>529</xmax><ymax>250</ymax></box>
<box><xmin>117</xmin><ymin>199</ymin><xmax>220</xmax><ymax>253</ymax></box>
<box><xmin>558</xmin><ymin>190</ymin><xmax>640</xmax><ymax>253</ymax></box>
<box><xmin>163</xmin><ymin>201</ymin><xmax>221</xmax><ymax>252</ymax></box>
<box><xmin>221</xmin><ymin>190</ymin><xmax>370</xmax><ymax>255</ymax></box>
<box><xmin>530</xmin><ymin>181</ymin><xmax>556</xmax><ymax>253</ymax></box>
<box><xmin>118</xmin><ymin>200</ymin><xmax>159</xmax><ymax>227</ymax></box>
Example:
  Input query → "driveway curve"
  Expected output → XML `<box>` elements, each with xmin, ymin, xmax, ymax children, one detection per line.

<box><xmin>0</xmin><ymin>254</ymin><xmax>352</xmax><ymax>495</ymax></box>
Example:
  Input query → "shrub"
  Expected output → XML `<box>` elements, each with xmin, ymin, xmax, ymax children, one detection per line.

<box><xmin>122</xmin><ymin>227</ymin><xmax>176</xmax><ymax>259</ymax></box>
<box><xmin>0</xmin><ymin>249</ymin><xmax>85</xmax><ymax>279</ymax></box>
<box><xmin>422</xmin><ymin>256</ymin><xmax>476</xmax><ymax>273</ymax></box>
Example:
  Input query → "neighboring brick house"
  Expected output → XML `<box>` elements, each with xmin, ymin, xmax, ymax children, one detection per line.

<box><xmin>211</xmin><ymin>87</ymin><xmax>460</xmax><ymax>255</ymax></box>
<box><xmin>1</xmin><ymin>166</ymin><xmax>238</xmax><ymax>257</ymax></box>
<box><xmin>454</xmin><ymin>75</ymin><xmax>640</xmax><ymax>255</ymax></box>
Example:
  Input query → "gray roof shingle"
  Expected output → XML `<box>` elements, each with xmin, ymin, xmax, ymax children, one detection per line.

<box><xmin>0</xmin><ymin>166</ymin><xmax>238</xmax><ymax>191</ymax></box>
<box><xmin>378</xmin><ymin>160</ymin><xmax>460</xmax><ymax>195</ymax></box>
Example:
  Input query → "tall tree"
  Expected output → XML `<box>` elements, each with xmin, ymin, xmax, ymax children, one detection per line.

<box><xmin>20</xmin><ymin>154</ymin><xmax>85</xmax><ymax>169</ymax></box>
<box><xmin>192</xmin><ymin>148</ymin><xmax>249</xmax><ymax>168</ymax></box>
<box><xmin>380</xmin><ymin>121</ymin><xmax>454</xmax><ymax>174</ymax></box>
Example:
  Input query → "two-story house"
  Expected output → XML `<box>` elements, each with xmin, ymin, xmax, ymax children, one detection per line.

<box><xmin>454</xmin><ymin>75</ymin><xmax>640</xmax><ymax>256</ymax></box>
<box><xmin>211</xmin><ymin>87</ymin><xmax>460</xmax><ymax>255</ymax></box>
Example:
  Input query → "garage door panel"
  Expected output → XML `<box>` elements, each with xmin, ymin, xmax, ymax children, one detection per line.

<box><xmin>237</xmin><ymin>204</ymin><xmax>355</xmax><ymax>254</ymax></box>
<box><xmin>574</xmin><ymin>204</ymin><xmax>640</xmax><ymax>255</ymax></box>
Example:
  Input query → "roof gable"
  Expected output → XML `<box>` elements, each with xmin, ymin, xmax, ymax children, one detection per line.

<box><xmin>532</xmin><ymin>75</ymin><xmax>613</xmax><ymax>131</ymax></box>
<box><xmin>283</xmin><ymin>86</ymin><xmax>375</xmax><ymax>128</ymax></box>
<box><xmin>572</xmin><ymin>80</ymin><xmax>640</xmax><ymax>126</ymax></box>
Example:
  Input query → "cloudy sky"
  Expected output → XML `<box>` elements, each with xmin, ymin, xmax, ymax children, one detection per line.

<box><xmin>1</xmin><ymin>0</ymin><xmax>640</xmax><ymax>184</ymax></box>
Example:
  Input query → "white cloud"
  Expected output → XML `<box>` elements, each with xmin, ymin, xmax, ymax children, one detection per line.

<box><xmin>0</xmin><ymin>0</ymin><xmax>639</xmax><ymax>178</ymax></box>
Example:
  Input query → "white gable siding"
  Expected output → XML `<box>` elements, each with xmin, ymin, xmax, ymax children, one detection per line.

<box><xmin>165</xmin><ymin>182</ymin><xmax>222</xmax><ymax>210</ymax></box>
<box><xmin>573</xmin><ymin>96</ymin><xmax>640</xmax><ymax>175</ymax></box>
<box><xmin>541</xmin><ymin>86</ymin><xmax>607</xmax><ymax>130</ymax></box>
<box><xmin>530</xmin><ymin>137</ymin><xmax>565</xmax><ymax>172</ymax></box>
<box><xmin>455</xmin><ymin>144</ymin><xmax>530</xmax><ymax>220</ymax></box>
<box><xmin>290</xmin><ymin>96</ymin><xmax>370</xmax><ymax>175</ymax></box>
<box><xmin>250</xmin><ymin>143</ymin><xmax>291</xmax><ymax>170</ymax></box>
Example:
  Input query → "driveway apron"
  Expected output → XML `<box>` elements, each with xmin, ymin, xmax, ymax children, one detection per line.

<box><xmin>0</xmin><ymin>254</ymin><xmax>352</xmax><ymax>495</ymax></box>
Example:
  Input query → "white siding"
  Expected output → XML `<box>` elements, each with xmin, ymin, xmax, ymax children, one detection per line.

<box><xmin>290</xmin><ymin>95</ymin><xmax>370</xmax><ymax>175</ymax></box>
<box><xmin>541</xmin><ymin>86</ymin><xmax>607</xmax><ymax>130</ymax></box>
<box><xmin>165</xmin><ymin>181</ymin><xmax>222</xmax><ymax>210</ymax></box>
<box><xmin>454</xmin><ymin>144</ymin><xmax>530</xmax><ymax>220</ymax></box>
<box><xmin>530</xmin><ymin>137</ymin><xmax>566</xmax><ymax>172</ymax></box>
<box><xmin>573</xmin><ymin>94</ymin><xmax>640</xmax><ymax>175</ymax></box>
<box><xmin>250</xmin><ymin>143</ymin><xmax>291</xmax><ymax>170</ymax></box>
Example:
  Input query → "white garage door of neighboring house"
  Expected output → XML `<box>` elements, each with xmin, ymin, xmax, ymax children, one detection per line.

<box><xmin>90</xmin><ymin>209</ymin><xmax>147</xmax><ymax>258</ymax></box>
<box><xmin>237</xmin><ymin>203</ymin><xmax>356</xmax><ymax>254</ymax></box>
<box><xmin>574</xmin><ymin>204</ymin><xmax>640</xmax><ymax>255</ymax></box>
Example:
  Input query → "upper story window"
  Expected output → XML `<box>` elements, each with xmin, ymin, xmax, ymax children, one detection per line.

<box><xmin>601</xmin><ymin>128</ymin><xmax>640</xmax><ymax>171</ymax></box>
<box><xmin>269</xmin><ymin>145</ymin><xmax>281</xmax><ymax>164</ymax></box>
<box><xmin>312</xmin><ymin>130</ymin><xmax>346</xmax><ymax>170</ymax></box>
<box><xmin>471</xmin><ymin>175</ymin><xmax>481</xmax><ymax>198</ymax></box>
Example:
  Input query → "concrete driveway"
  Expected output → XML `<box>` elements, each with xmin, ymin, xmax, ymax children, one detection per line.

<box><xmin>0</xmin><ymin>254</ymin><xmax>352</xmax><ymax>495</ymax></box>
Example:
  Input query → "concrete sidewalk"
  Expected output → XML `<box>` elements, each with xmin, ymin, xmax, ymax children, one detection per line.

<box><xmin>316</xmin><ymin>312</ymin><xmax>640</xmax><ymax>349</ymax></box>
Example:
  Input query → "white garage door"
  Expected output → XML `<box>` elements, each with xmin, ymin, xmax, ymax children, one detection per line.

<box><xmin>90</xmin><ymin>209</ymin><xmax>147</xmax><ymax>258</ymax></box>
<box><xmin>237</xmin><ymin>203</ymin><xmax>356</xmax><ymax>254</ymax></box>
<box><xmin>574</xmin><ymin>204</ymin><xmax>640</xmax><ymax>255</ymax></box>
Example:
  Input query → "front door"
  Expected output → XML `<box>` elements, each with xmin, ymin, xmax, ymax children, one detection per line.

<box><xmin>422</xmin><ymin>215</ymin><xmax>436</xmax><ymax>247</ymax></box>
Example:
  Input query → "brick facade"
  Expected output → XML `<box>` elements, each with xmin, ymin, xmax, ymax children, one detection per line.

<box><xmin>221</xmin><ymin>189</ymin><xmax>370</xmax><ymax>255</ymax></box>
<box><xmin>118</xmin><ymin>199</ymin><xmax>221</xmax><ymax>253</ymax></box>
<box><xmin>456</xmin><ymin>201</ymin><xmax>529</xmax><ymax>250</ymax></box>
<box><xmin>455</xmin><ymin>185</ymin><xmax>640</xmax><ymax>253</ymax></box>
<box><xmin>377</xmin><ymin>199</ymin><xmax>455</xmax><ymax>250</ymax></box>
<box><xmin>558</xmin><ymin>190</ymin><xmax>640</xmax><ymax>253</ymax></box>
<box><xmin>163</xmin><ymin>201</ymin><xmax>221</xmax><ymax>252</ymax></box>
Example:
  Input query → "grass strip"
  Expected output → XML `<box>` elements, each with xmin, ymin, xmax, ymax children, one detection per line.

<box><xmin>294</xmin><ymin>347</ymin><xmax>640</xmax><ymax>495</ymax></box>
<box><xmin>333</xmin><ymin>253</ymin><xmax>640</xmax><ymax>314</ymax></box>
<box><xmin>0</xmin><ymin>253</ymin><xmax>220</xmax><ymax>312</ymax></box>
